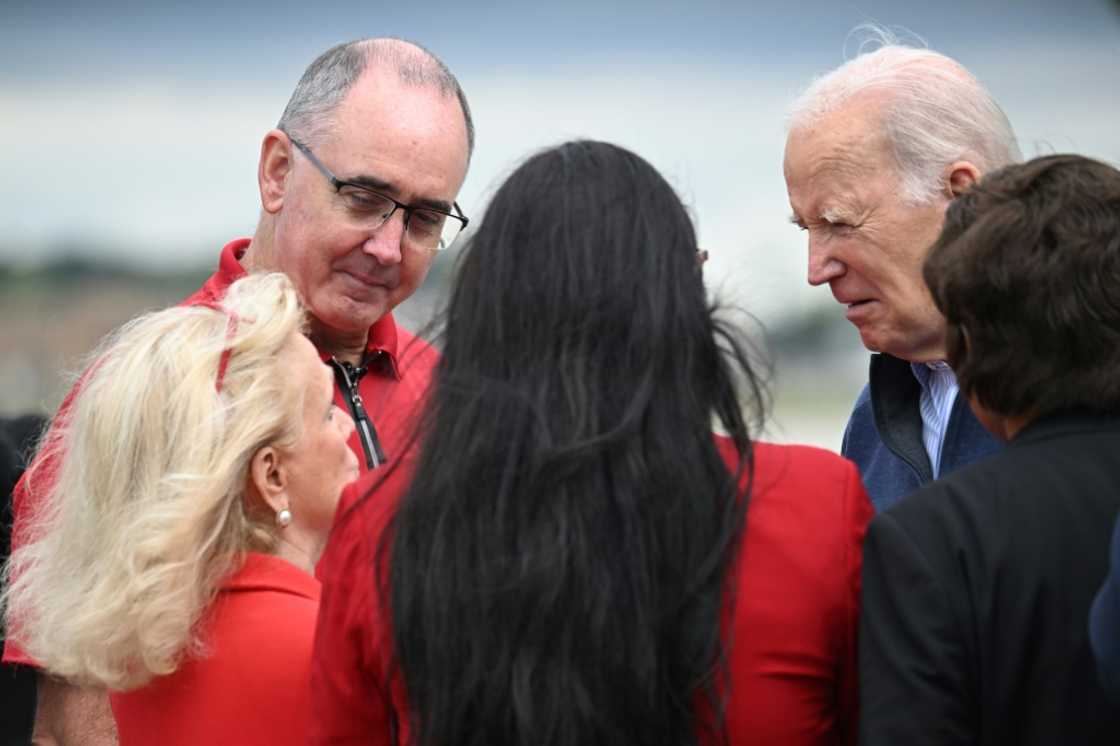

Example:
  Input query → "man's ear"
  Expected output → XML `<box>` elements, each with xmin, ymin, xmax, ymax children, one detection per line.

<box><xmin>248</xmin><ymin>445</ymin><xmax>288</xmax><ymax>514</ymax></box>
<box><xmin>259</xmin><ymin>129</ymin><xmax>293</xmax><ymax>215</ymax></box>
<box><xmin>945</xmin><ymin>160</ymin><xmax>982</xmax><ymax>198</ymax></box>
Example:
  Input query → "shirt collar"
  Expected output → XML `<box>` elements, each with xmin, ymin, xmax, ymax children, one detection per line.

<box><xmin>910</xmin><ymin>359</ymin><xmax>953</xmax><ymax>390</ymax></box>
<box><xmin>364</xmin><ymin>314</ymin><xmax>401</xmax><ymax>379</ymax></box>
<box><xmin>222</xmin><ymin>552</ymin><xmax>321</xmax><ymax>602</ymax></box>
<box><xmin>219</xmin><ymin>237</ymin><xmax>251</xmax><ymax>283</ymax></box>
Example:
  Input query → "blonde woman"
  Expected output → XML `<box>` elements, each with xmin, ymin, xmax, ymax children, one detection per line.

<box><xmin>2</xmin><ymin>272</ymin><xmax>359</xmax><ymax>745</ymax></box>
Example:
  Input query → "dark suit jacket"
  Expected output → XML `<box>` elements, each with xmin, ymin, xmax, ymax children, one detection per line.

<box><xmin>1091</xmin><ymin>513</ymin><xmax>1120</xmax><ymax>701</ymax></box>
<box><xmin>1</xmin><ymin>414</ymin><xmax>45</xmax><ymax>746</ymax></box>
<box><xmin>859</xmin><ymin>413</ymin><xmax>1120</xmax><ymax>746</ymax></box>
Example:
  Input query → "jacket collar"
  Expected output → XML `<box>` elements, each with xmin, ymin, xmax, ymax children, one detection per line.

<box><xmin>869</xmin><ymin>353</ymin><xmax>932</xmax><ymax>481</ymax></box>
<box><xmin>1014</xmin><ymin>411</ymin><xmax>1120</xmax><ymax>447</ymax></box>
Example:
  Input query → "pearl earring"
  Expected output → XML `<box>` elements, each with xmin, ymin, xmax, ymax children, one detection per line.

<box><xmin>276</xmin><ymin>508</ymin><xmax>293</xmax><ymax>528</ymax></box>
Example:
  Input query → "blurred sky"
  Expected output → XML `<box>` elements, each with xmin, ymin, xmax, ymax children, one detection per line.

<box><xmin>2</xmin><ymin>0</ymin><xmax>1119</xmax><ymax>322</ymax></box>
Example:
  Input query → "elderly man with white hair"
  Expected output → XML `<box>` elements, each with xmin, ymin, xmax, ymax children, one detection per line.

<box><xmin>783</xmin><ymin>40</ymin><xmax>1021</xmax><ymax>511</ymax></box>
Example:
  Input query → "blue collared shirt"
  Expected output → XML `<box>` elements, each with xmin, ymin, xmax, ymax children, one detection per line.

<box><xmin>911</xmin><ymin>361</ymin><xmax>960</xmax><ymax>478</ymax></box>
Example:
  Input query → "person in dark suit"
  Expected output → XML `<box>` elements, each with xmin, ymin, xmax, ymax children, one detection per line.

<box><xmin>1091</xmin><ymin>514</ymin><xmax>1120</xmax><ymax>702</ymax></box>
<box><xmin>858</xmin><ymin>154</ymin><xmax>1120</xmax><ymax>745</ymax></box>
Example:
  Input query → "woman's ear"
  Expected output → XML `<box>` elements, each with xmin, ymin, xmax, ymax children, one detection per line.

<box><xmin>248</xmin><ymin>445</ymin><xmax>288</xmax><ymax>514</ymax></box>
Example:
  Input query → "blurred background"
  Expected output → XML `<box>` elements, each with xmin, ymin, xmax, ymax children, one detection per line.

<box><xmin>2</xmin><ymin>0</ymin><xmax>1118</xmax><ymax>450</ymax></box>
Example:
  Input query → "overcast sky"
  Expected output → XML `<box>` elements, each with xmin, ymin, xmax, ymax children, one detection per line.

<box><xmin>2</xmin><ymin>0</ymin><xmax>1119</xmax><ymax>322</ymax></box>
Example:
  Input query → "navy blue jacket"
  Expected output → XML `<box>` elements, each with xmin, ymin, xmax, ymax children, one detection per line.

<box><xmin>841</xmin><ymin>353</ymin><xmax>1001</xmax><ymax>512</ymax></box>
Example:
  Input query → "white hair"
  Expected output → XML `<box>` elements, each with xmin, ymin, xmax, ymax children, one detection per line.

<box><xmin>787</xmin><ymin>28</ymin><xmax>1022</xmax><ymax>203</ymax></box>
<box><xmin>2</xmin><ymin>273</ymin><xmax>306</xmax><ymax>690</ymax></box>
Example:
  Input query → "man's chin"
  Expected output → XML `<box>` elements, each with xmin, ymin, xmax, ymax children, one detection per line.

<box><xmin>857</xmin><ymin>329</ymin><xmax>940</xmax><ymax>363</ymax></box>
<box><xmin>855</xmin><ymin>325</ymin><xmax>887</xmax><ymax>355</ymax></box>
<box><xmin>314</xmin><ymin>304</ymin><xmax>386</xmax><ymax>338</ymax></box>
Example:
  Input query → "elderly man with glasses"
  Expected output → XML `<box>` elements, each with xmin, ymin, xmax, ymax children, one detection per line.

<box><xmin>783</xmin><ymin>40</ymin><xmax>1019</xmax><ymax>512</ymax></box>
<box><xmin>3</xmin><ymin>37</ymin><xmax>473</xmax><ymax>745</ymax></box>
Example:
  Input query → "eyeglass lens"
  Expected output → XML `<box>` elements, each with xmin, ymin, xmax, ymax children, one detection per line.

<box><xmin>336</xmin><ymin>184</ymin><xmax>462</xmax><ymax>250</ymax></box>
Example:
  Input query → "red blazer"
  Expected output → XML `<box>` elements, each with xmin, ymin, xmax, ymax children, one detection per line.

<box><xmin>110</xmin><ymin>554</ymin><xmax>320</xmax><ymax>746</ymax></box>
<box><xmin>309</xmin><ymin>438</ymin><xmax>872</xmax><ymax>746</ymax></box>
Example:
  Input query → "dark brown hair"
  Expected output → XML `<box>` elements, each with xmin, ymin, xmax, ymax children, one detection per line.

<box><xmin>924</xmin><ymin>153</ymin><xmax>1120</xmax><ymax>418</ymax></box>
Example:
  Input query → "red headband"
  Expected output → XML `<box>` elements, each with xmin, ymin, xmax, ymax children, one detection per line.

<box><xmin>198</xmin><ymin>301</ymin><xmax>240</xmax><ymax>393</ymax></box>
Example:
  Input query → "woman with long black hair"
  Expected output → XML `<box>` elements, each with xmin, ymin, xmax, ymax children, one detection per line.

<box><xmin>309</xmin><ymin>141</ymin><xmax>872</xmax><ymax>746</ymax></box>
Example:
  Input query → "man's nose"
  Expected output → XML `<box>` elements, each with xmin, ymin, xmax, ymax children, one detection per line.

<box><xmin>807</xmin><ymin>234</ymin><xmax>845</xmax><ymax>287</ymax></box>
<box><xmin>362</xmin><ymin>209</ymin><xmax>407</xmax><ymax>265</ymax></box>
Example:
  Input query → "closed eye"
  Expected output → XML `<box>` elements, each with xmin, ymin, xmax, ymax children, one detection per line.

<box><xmin>340</xmin><ymin>186</ymin><xmax>394</xmax><ymax>215</ymax></box>
<box><xmin>820</xmin><ymin>207</ymin><xmax>859</xmax><ymax>233</ymax></box>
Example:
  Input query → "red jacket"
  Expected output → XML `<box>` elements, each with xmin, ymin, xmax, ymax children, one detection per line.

<box><xmin>309</xmin><ymin>438</ymin><xmax>872</xmax><ymax>746</ymax></box>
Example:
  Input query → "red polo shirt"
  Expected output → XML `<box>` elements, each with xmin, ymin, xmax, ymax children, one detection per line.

<box><xmin>109</xmin><ymin>553</ymin><xmax>320</xmax><ymax>746</ymax></box>
<box><xmin>3</xmin><ymin>238</ymin><xmax>438</xmax><ymax>667</ymax></box>
<box><xmin>185</xmin><ymin>239</ymin><xmax>438</xmax><ymax>473</ymax></box>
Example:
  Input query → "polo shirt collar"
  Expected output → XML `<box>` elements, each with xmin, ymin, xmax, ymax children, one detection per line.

<box><xmin>223</xmin><ymin>552</ymin><xmax>321</xmax><ymax>602</ymax></box>
<box><xmin>218</xmin><ymin>237</ymin><xmax>251</xmax><ymax>284</ymax></box>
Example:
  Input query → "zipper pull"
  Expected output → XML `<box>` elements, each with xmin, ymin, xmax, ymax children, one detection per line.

<box><xmin>329</xmin><ymin>357</ymin><xmax>387</xmax><ymax>470</ymax></box>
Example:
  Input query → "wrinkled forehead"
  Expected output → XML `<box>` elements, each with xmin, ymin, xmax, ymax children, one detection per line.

<box><xmin>785</xmin><ymin>123</ymin><xmax>901</xmax><ymax>215</ymax></box>
<box><xmin>785</xmin><ymin>120</ymin><xmax>890</xmax><ymax>179</ymax></box>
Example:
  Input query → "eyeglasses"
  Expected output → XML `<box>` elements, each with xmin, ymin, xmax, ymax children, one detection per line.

<box><xmin>286</xmin><ymin>135</ymin><xmax>469</xmax><ymax>252</ymax></box>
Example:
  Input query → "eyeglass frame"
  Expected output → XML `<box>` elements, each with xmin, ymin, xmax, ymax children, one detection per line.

<box><xmin>284</xmin><ymin>132</ymin><xmax>469</xmax><ymax>251</ymax></box>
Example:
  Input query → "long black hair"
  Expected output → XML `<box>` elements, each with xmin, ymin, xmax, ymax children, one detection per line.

<box><xmin>384</xmin><ymin>140</ymin><xmax>766</xmax><ymax>746</ymax></box>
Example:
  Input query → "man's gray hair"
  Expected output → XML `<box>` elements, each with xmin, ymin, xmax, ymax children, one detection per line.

<box><xmin>787</xmin><ymin>30</ymin><xmax>1021</xmax><ymax>204</ymax></box>
<box><xmin>278</xmin><ymin>37</ymin><xmax>475</xmax><ymax>157</ymax></box>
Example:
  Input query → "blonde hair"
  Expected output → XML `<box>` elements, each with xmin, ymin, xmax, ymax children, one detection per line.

<box><xmin>2</xmin><ymin>272</ymin><xmax>306</xmax><ymax>690</ymax></box>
